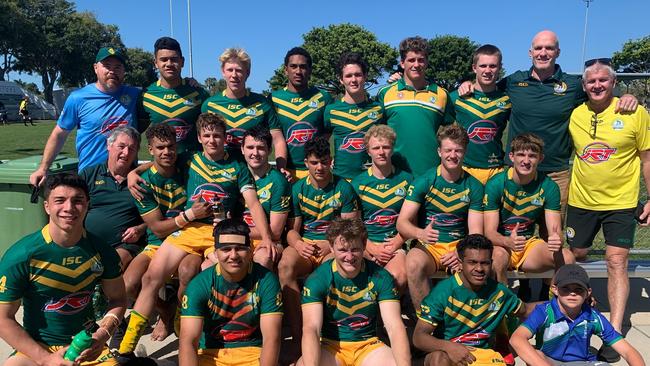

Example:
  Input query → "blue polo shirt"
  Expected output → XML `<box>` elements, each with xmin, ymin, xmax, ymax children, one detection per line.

<box><xmin>521</xmin><ymin>297</ymin><xmax>622</xmax><ymax>362</ymax></box>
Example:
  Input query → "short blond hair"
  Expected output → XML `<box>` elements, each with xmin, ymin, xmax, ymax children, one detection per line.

<box><xmin>364</xmin><ymin>125</ymin><xmax>396</xmax><ymax>147</ymax></box>
<box><xmin>219</xmin><ymin>48</ymin><xmax>251</xmax><ymax>72</ymax></box>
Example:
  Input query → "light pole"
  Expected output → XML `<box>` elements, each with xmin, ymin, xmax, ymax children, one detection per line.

<box><xmin>187</xmin><ymin>0</ymin><xmax>194</xmax><ymax>77</ymax></box>
<box><xmin>581</xmin><ymin>0</ymin><xmax>594</xmax><ymax>68</ymax></box>
<box><xmin>169</xmin><ymin>0</ymin><xmax>173</xmax><ymax>37</ymax></box>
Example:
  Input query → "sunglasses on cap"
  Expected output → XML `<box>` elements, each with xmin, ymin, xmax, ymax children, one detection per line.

<box><xmin>584</xmin><ymin>58</ymin><xmax>611</xmax><ymax>68</ymax></box>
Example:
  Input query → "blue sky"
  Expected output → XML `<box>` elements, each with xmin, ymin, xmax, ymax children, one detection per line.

<box><xmin>11</xmin><ymin>0</ymin><xmax>650</xmax><ymax>92</ymax></box>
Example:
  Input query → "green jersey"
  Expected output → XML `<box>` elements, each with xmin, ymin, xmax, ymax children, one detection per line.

<box><xmin>323</xmin><ymin>99</ymin><xmax>384</xmax><ymax>180</ymax></box>
<box><xmin>135</xmin><ymin>165</ymin><xmax>187</xmax><ymax>246</ymax></box>
<box><xmin>302</xmin><ymin>258</ymin><xmax>399</xmax><ymax>341</ymax></box>
<box><xmin>483</xmin><ymin>168</ymin><xmax>561</xmax><ymax>238</ymax></box>
<box><xmin>376</xmin><ymin>79</ymin><xmax>454</xmax><ymax>176</ymax></box>
<box><xmin>405</xmin><ymin>166</ymin><xmax>484</xmax><ymax>244</ymax></box>
<box><xmin>351</xmin><ymin>167</ymin><xmax>412</xmax><ymax>242</ymax></box>
<box><xmin>202</xmin><ymin>91</ymin><xmax>279</xmax><ymax>157</ymax></box>
<box><xmin>449</xmin><ymin>89</ymin><xmax>511</xmax><ymax>168</ymax></box>
<box><xmin>270</xmin><ymin>87</ymin><xmax>333</xmax><ymax>171</ymax></box>
<box><xmin>292</xmin><ymin>176</ymin><xmax>359</xmax><ymax>241</ymax></box>
<box><xmin>0</xmin><ymin>226</ymin><xmax>121</xmax><ymax>346</ymax></box>
<box><xmin>139</xmin><ymin>80</ymin><xmax>210</xmax><ymax>154</ymax></box>
<box><xmin>242</xmin><ymin>168</ymin><xmax>291</xmax><ymax>228</ymax></box>
<box><xmin>418</xmin><ymin>273</ymin><xmax>522</xmax><ymax>349</ymax></box>
<box><xmin>184</xmin><ymin>152</ymin><xmax>254</xmax><ymax>225</ymax></box>
<box><xmin>180</xmin><ymin>262</ymin><xmax>282</xmax><ymax>349</ymax></box>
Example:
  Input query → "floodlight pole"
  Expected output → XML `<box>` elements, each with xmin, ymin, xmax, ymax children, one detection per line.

<box><xmin>581</xmin><ymin>0</ymin><xmax>594</xmax><ymax>68</ymax></box>
<box><xmin>187</xmin><ymin>0</ymin><xmax>194</xmax><ymax>77</ymax></box>
<box><xmin>169</xmin><ymin>0</ymin><xmax>173</xmax><ymax>37</ymax></box>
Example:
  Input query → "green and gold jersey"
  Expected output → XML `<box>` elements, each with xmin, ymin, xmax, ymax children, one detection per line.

<box><xmin>184</xmin><ymin>152</ymin><xmax>254</xmax><ymax>225</ymax></box>
<box><xmin>242</xmin><ymin>168</ymin><xmax>291</xmax><ymax>228</ymax></box>
<box><xmin>139</xmin><ymin>80</ymin><xmax>210</xmax><ymax>154</ymax></box>
<box><xmin>405</xmin><ymin>166</ymin><xmax>484</xmax><ymax>244</ymax></box>
<box><xmin>376</xmin><ymin>79</ymin><xmax>454</xmax><ymax>176</ymax></box>
<box><xmin>180</xmin><ymin>262</ymin><xmax>282</xmax><ymax>349</ymax></box>
<box><xmin>292</xmin><ymin>176</ymin><xmax>359</xmax><ymax>241</ymax></box>
<box><xmin>323</xmin><ymin>99</ymin><xmax>384</xmax><ymax>180</ymax></box>
<box><xmin>0</xmin><ymin>226</ymin><xmax>121</xmax><ymax>346</ymax></box>
<box><xmin>351</xmin><ymin>167</ymin><xmax>412</xmax><ymax>242</ymax></box>
<box><xmin>135</xmin><ymin>165</ymin><xmax>187</xmax><ymax>246</ymax></box>
<box><xmin>302</xmin><ymin>258</ymin><xmax>398</xmax><ymax>341</ymax></box>
<box><xmin>270</xmin><ymin>87</ymin><xmax>332</xmax><ymax>171</ymax></box>
<box><xmin>202</xmin><ymin>91</ymin><xmax>279</xmax><ymax>157</ymax></box>
<box><xmin>449</xmin><ymin>89</ymin><xmax>511</xmax><ymax>168</ymax></box>
<box><xmin>483</xmin><ymin>168</ymin><xmax>561</xmax><ymax>238</ymax></box>
<box><xmin>418</xmin><ymin>273</ymin><xmax>522</xmax><ymax>349</ymax></box>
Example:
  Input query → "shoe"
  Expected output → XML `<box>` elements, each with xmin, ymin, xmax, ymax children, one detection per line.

<box><xmin>597</xmin><ymin>344</ymin><xmax>621</xmax><ymax>363</ymax></box>
<box><xmin>112</xmin><ymin>350</ymin><xmax>136</xmax><ymax>365</ymax></box>
<box><xmin>502</xmin><ymin>353</ymin><xmax>515</xmax><ymax>366</ymax></box>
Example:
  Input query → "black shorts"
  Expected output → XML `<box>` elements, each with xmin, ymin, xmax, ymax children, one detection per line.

<box><xmin>565</xmin><ymin>205</ymin><xmax>636</xmax><ymax>249</ymax></box>
<box><xmin>19</xmin><ymin>109</ymin><xmax>28</xmax><ymax>116</ymax></box>
<box><xmin>114</xmin><ymin>242</ymin><xmax>144</xmax><ymax>258</ymax></box>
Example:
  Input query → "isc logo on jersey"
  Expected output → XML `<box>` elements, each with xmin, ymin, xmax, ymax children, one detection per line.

<box><xmin>365</xmin><ymin>208</ymin><xmax>399</xmax><ymax>227</ymax></box>
<box><xmin>286</xmin><ymin>121</ymin><xmax>317</xmax><ymax>146</ymax></box>
<box><xmin>100</xmin><ymin>116</ymin><xmax>129</xmax><ymax>136</ymax></box>
<box><xmin>191</xmin><ymin>183</ymin><xmax>229</xmax><ymax>203</ymax></box>
<box><xmin>578</xmin><ymin>142</ymin><xmax>617</xmax><ymax>164</ymax></box>
<box><xmin>339</xmin><ymin>131</ymin><xmax>366</xmax><ymax>153</ymax></box>
<box><xmin>225</xmin><ymin>128</ymin><xmax>246</xmax><ymax>148</ymax></box>
<box><xmin>467</xmin><ymin>120</ymin><xmax>498</xmax><ymax>144</ymax></box>
<box><xmin>162</xmin><ymin>118</ymin><xmax>192</xmax><ymax>142</ymax></box>
<box><xmin>43</xmin><ymin>290</ymin><xmax>92</xmax><ymax>315</ymax></box>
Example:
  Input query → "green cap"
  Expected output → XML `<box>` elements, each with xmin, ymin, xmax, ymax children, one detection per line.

<box><xmin>95</xmin><ymin>47</ymin><xmax>126</xmax><ymax>64</ymax></box>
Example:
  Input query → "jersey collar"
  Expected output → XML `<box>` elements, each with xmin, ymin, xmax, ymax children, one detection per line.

<box><xmin>397</xmin><ymin>78</ymin><xmax>436</xmax><ymax>92</ymax></box>
<box><xmin>526</xmin><ymin>64</ymin><xmax>564</xmax><ymax>83</ymax></box>
<box><xmin>41</xmin><ymin>224</ymin><xmax>86</xmax><ymax>244</ymax></box>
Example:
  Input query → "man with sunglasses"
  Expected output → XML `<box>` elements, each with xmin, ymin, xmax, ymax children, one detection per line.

<box><xmin>566</xmin><ymin>59</ymin><xmax>650</xmax><ymax>363</ymax></box>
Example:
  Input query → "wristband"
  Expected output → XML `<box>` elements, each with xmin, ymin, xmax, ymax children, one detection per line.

<box><xmin>96</xmin><ymin>327</ymin><xmax>111</xmax><ymax>339</ymax></box>
<box><xmin>175</xmin><ymin>215</ymin><xmax>188</xmax><ymax>228</ymax></box>
<box><xmin>183</xmin><ymin>208</ymin><xmax>196</xmax><ymax>222</ymax></box>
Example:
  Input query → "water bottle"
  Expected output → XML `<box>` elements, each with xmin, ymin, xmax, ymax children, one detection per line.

<box><xmin>64</xmin><ymin>322</ymin><xmax>98</xmax><ymax>361</ymax></box>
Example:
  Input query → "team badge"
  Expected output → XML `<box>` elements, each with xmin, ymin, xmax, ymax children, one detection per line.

<box><xmin>329</xmin><ymin>198</ymin><xmax>341</xmax><ymax>208</ymax></box>
<box><xmin>531</xmin><ymin>197</ymin><xmax>544</xmax><ymax>206</ymax></box>
<box><xmin>496</xmin><ymin>101</ymin><xmax>507</xmax><ymax>109</ymax></box>
<box><xmin>120</xmin><ymin>94</ymin><xmax>131</xmax><ymax>105</ymax></box>
<box><xmin>309</xmin><ymin>100</ymin><xmax>318</xmax><ymax>109</ymax></box>
<box><xmin>368</xmin><ymin>111</ymin><xmax>378</xmax><ymax>120</ymax></box>
<box><xmin>553</xmin><ymin>82</ymin><xmax>567</xmax><ymax>94</ymax></box>
<box><xmin>259</xmin><ymin>189</ymin><xmax>270</xmax><ymax>200</ymax></box>
<box><xmin>246</xmin><ymin>108</ymin><xmax>257</xmax><ymax>116</ymax></box>
<box><xmin>90</xmin><ymin>259</ymin><xmax>104</xmax><ymax>274</ymax></box>
<box><xmin>183</xmin><ymin>99</ymin><xmax>195</xmax><ymax>106</ymax></box>
<box><xmin>395</xmin><ymin>187</ymin><xmax>406</xmax><ymax>197</ymax></box>
<box><xmin>566</xmin><ymin>227</ymin><xmax>575</xmax><ymax>239</ymax></box>
<box><xmin>429</xmin><ymin>96</ymin><xmax>437</xmax><ymax>104</ymax></box>
<box><xmin>362</xmin><ymin>291</ymin><xmax>376</xmax><ymax>302</ymax></box>
<box><xmin>612</xmin><ymin>120</ymin><xmax>624</xmax><ymax>130</ymax></box>
<box><xmin>397</xmin><ymin>92</ymin><xmax>404</xmax><ymax>99</ymax></box>
<box><xmin>108</xmin><ymin>48</ymin><xmax>115</xmax><ymax>54</ymax></box>
<box><xmin>460</xmin><ymin>194</ymin><xmax>470</xmax><ymax>203</ymax></box>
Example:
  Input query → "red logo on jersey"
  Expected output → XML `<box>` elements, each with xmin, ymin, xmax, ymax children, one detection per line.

<box><xmin>502</xmin><ymin>216</ymin><xmax>534</xmax><ymax>235</ymax></box>
<box><xmin>450</xmin><ymin>328</ymin><xmax>490</xmax><ymax>346</ymax></box>
<box><xmin>100</xmin><ymin>116</ymin><xmax>129</xmax><ymax>136</ymax></box>
<box><xmin>162</xmin><ymin>118</ymin><xmax>191</xmax><ymax>141</ymax></box>
<box><xmin>286</xmin><ymin>122</ymin><xmax>317</xmax><ymax>146</ymax></box>
<box><xmin>190</xmin><ymin>183</ymin><xmax>229</xmax><ymax>203</ymax></box>
<box><xmin>467</xmin><ymin>120</ymin><xmax>498</xmax><ymax>144</ymax></box>
<box><xmin>226</xmin><ymin>128</ymin><xmax>245</xmax><ymax>148</ymax></box>
<box><xmin>339</xmin><ymin>132</ymin><xmax>366</xmax><ymax>153</ymax></box>
<box><xmin>243</xmin><ymin>211</ymin><xmax>255</xmax><ymax>227</ymax></box>
<box><xmin>43</xmin><ymin>291</ymin><xmax>92</xmax><ymax>314</ymax></box>
<box><xmin>578</xmin><ymin>142</ymin><xmax>617</xmax><ymax>164</ymax></box>
<box><xmin>365</xmin><ymin>209</ymin><xmax>399</xmax><ymax>227</ymax></box>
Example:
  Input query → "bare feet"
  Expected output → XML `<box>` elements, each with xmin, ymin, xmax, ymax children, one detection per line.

<box><xmin>150</xmin><ymin>317</ymin><xmax>172</xmax><ymax>341</ymax></box>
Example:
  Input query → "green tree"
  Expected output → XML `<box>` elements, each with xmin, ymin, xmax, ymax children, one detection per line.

<box><xmin>612</xmin><ymin>36</ymin><xmax>650</xmax><ymax>105</ymax></box>
<box><xmin>0</xmin><ymin>0</ymin><xmax>29</xmax><ymax>81</ymax></box>
<box><xmin>124</xmin><ymin>47</ymin><xmax>156</xmax><ymax>87</ymax></box>
<box><xmin>14</xmin><ymin>79</ymin><xmax>41</xmax><ymax>95</ymax></box>
<box><xmin>267</xmin><ymin>23</ymin><xmax>397</xmax><ymax>95</ymax></box>
<box><xmin>426</xmin><ymin>35</ymin><xmax>479</xmax><ymax>91</ymax></box>
<box><xmin>204</xmin><ymin>77</ymin><xmax>226</xmax><ymax>96</ymax></box>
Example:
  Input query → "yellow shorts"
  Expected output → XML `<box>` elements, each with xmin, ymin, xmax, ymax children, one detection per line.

<box><xmin>421</xmin><ymin>240</ymin><xmax>460</xmax><ymax>271</ymax></box>
<box><xmin>322</xmin><ymin>337</ymin><xmax>385</xmax><ymax>366</ymax></box>
<box><xmin>509</xmin><ymin>237</ymin><xmax>545</xmax><ymax>270</ymax></box>
<box><xmin>288</xmin><ymin>169</ymin><xmax>309</xmax><ymax>181</ymax></box>
<box><xmin>165</xmin><ymin>222</ymin><xmax>214</xmax><ymax>256</ymax></box>
<box><xmin>466</xmin><ymin>347</ymin><xmax>506</xmax><ymax>365</ymax></box>
<box><xmin>14</xmin><ymin>344</ymin><xmax>117</xmax><ymax>365</ymax></box>
<box><xmin>197</xmin><ymin>346</ymin><xmax>261</xmax><ymax>366</ymax></box>
<box><xmin>463</xmin><ymin>166</ymin><xmax>505</xmax><ymax>185</ymax></box>
<box><xmin>141</xmin><ymin>244</ymin><xmax>160</xmax><ymax>259</ymax></box>
<box><xmin>304</xmin><ymin>238</ymin><xmax>327</xmax><ymax>267</ymax></box>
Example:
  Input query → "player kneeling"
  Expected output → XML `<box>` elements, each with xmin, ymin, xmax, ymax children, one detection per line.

<box><xmin>298</xmin><ymin>218</ymin><xmax>411</xmax><ymax>366</ymax></box>
<box><xmin>179</xmin><ymin>219</ymin><xmax>283</xmax><ymax>366</ymax></box>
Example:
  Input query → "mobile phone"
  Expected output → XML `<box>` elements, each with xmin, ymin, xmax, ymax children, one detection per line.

<box><xmin>634</xmin><ymin>201</ymin><xmax>646</xmax><ymax>223</ymax></box>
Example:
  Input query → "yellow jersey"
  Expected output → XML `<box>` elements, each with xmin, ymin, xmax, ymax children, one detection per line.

<box><xmin>568</xmin><ymin>97</ymin><xmax>650</xmax><ymax>210</ymax></box>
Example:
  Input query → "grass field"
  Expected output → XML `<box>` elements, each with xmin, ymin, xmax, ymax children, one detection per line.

<box><xmin>1</xmin><ymin>120</ymin><xmax>649</xmax><ymax>251</ymax></box>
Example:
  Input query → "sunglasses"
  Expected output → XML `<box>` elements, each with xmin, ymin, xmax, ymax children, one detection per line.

<box><xmin>584</xmin><ymin>58</ymin><xmax>611</xmax><ymax>68</ymax></box>
<box><xmin>590</xmin><ymin>113</ymin><xmax>602</xmax><ymax>139</ymax></box>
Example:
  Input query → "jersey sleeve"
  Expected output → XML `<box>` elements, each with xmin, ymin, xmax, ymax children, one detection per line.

<box><xmin>291</xmin><ymin>182</ymin><xmax>302</xmax><ymax>218</ymax></box>
<box><xmin>339</xmin><ymin>180</ymin><xmax>359</xmax><ymax>214</ymax></box>
<box><xmin>483</xmin><ymin>174</ymin><xmax>504</xmax><ymax>211</ymax></box>
<box><xmin>96</xmin><ymin>239</ymin><xmax>122</xmax><ymax>280</ymax></box>
<box><xmin>301</xmin><ymin>267</ymin><xmax>328</xmax><ymax>305</ymax></box>
<box><xmin>270</xmin><ymin>174</ymin><xmax>291</xmax><ymax>214</ymax></box>
<box><xmin>442</xmin><ymin>88</ymin><xmax>455</xmax><ymax>125</ymax></box>
<box><xmin>264</xmin><ymin>100</ymin><xmax>281</xmax><ymax>131</ymax></box>
<box><xmin>321</xmin><ymin>90</ymin><xmax>334</xmax><ymax>106</ymax></box>
<box><xmin>180</xmin><ymin>270</ymin><xmax>211</xmax><ymax>317</ymax></box>
<box><xmin>237</xmin><ymin>161</ymin><xmax>255</xmax><ymax>193</ymax></box>
<box><xmin>417</xmin><ymin>284</ymin><xmax>445</xmax><ymax>326</ymax></box>
<box><xmin>258</xmin><ymin>269</ymin><xmax>283</xmax><ymax>315</ymax></box>
<box><xmin>57</xmin><ymin>92</ymin><xmax>80</xmax><ymax>131</ymax></box>
<box><xmin>200</xmin><ymin>98</ymin><xmax>210</xmax><ymax>113</ymax></box>
<box><xmin>0</xmin><ymin>244</ymin><xmax>31</xmax><ymax>302</ymax></box>
<box><xmin>405</xmin><ymin>174</ymin><xmax>429</xmax><ymax>203</ymax></box>
<box><xmin>468</xmin><ymin>177</ymin><xmax>485</xmax><ymax>211</ymax></box>
<box><xmin>635</xmin><ymin>106</ymin><xmax>650</xmax><ymax>151</ymax></box>
<box><xmin>543</xmin><ymin>178</ymin><xmax>561</xmax><ymax>212</ymax></box>
<box><xmin>135</xmin><ymin>180</ymin><xmax>159</xmax><ymax>217</ymax></box>
<box><xmin>520</xmin><ymin>302</ymin><xmax>548</xmax><ymax>335</ymax></box>
<box><xmin>374</xmin><ymin>266</ymin><xmax>399</xmax><ymax>302</ymax></box>
<box><xmin>501</xmin><ymin>284</ymin><xmax>524</xmax><ymax>315</ymax></box>
<box><xmin>594</xmin><ymin>309</ymin><xmax>623</xmax><ymax>346</ymax></box>
<box><xmin>448</xmin><ymin>90</ymin><xmax>459</xmax><ymax>120</ymax></box>
<box><xmin>322</xmin><ymin>105</ymin><xmax>333</xmax><ymax>134</ymax></box>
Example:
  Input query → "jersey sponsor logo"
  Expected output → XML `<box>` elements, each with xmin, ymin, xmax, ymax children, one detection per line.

<box><xmin>243</xmin><ymin>211</ymin><xmax>255</xmax><ymax>227</ymax></box>
<box><xmin>365</xmin><ymin>208</ymin><xmax>399</xmax><ymax>227</ymax></box>
<box><xmin>246</xmin><ymin>107</ymin><xmax>257</xmax><ymax>116</ymax></box>
<box><xmin>213</xmin><ymin>320</ymin><xmax>257</xmax><ymax>342</ymax></box>
<box><xmin>553</xmin><ymin>82</ymin><xmax>568</xmax><ymax>94</ymax></box>
<box><xmin>467</xmin><ymin>120</ymin><xmax>498</xmax><ymax>144</ymax></box>
<box><xmin>43</xmin><ymin>290</ymin><xmax>92</xmax><ymax>315</ymax></box>
<box><xmin>286</xmin><ymin>121</ymin><xmax>317</xmax><ymax>146</ymax></box>
<box><xmin>502</xmin><ymin>216</ymin><xmax>534</xmax><ymax>235</ymax></box>
<box><xmin>450</xmin><ymin>327</ymin><xmax>490</xmax><ymax>346</ymax></box>
<box><xmin>612</xmin><ymin>119</ymin><xmax>624</xmax><ymax>130</ymax></box>
<box><xmin>190</xmin><ymin>183</ymin><xmax>229</xmax><ymax>203</ymax></box>
<box><xmin>100</xmin><ymin>116</ymin><xmax>129</xmax><ymax>136</ymax></box>
<box><xmin>330</xmin><ymin>314</ymin><xmax>370</xmax><ymax>330</ymax></box>
<box><xmin>429</xmin><ymin>213</ymin><xmax>464</xmax><ymax>227</ymax></box>
<box><xmin>339</xmin><ymin>132</ymin><xmax>366</xmax><ymax>153</ymax></box>
<box><xmin>304</xmin><ymin>219</ymin><xmax>330</xmax><ymax>233</ymax></box>
<box><xmin>120</xmin><ymin>94</ymin><xmax>132</xmax><ymax>105</ymax></box>
<box><xmin>162</xmin><ymin>118</ymin><xmax>192</xmax><ymax>142</ymax></box>
<box><xmin>578</xmin><ymin>142</ymin><xmax>617</xmax><ymax>164</ymax></box>
<box><xmin>226</xmin><ymin>128</ymin><xmax>246</xmax><ymax>148</ymax></box>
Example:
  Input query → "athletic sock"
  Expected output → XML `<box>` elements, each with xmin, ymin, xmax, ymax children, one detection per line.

<box><xmin>118</xmin><ymin>310</ymin><xmax>148</xmax><ymax>354</ymax></box>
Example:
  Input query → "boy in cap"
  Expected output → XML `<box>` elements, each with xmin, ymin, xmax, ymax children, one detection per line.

<box><xmin>510</xmin><ymin>264</ymin><xmax>645</xmax><ymax>365</ymax></box>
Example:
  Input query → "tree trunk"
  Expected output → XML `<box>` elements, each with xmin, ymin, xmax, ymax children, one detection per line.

<box><xmin>41</xmin><ymin>69</ymin><xmax>57</xmax><ymax>104</ymax></box>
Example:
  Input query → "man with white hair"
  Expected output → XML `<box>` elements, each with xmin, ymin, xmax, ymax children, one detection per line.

<box><xmin>566</xmin><ymin>58</ymin><xmax>650</xmax><ymax>363</ymax></box>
